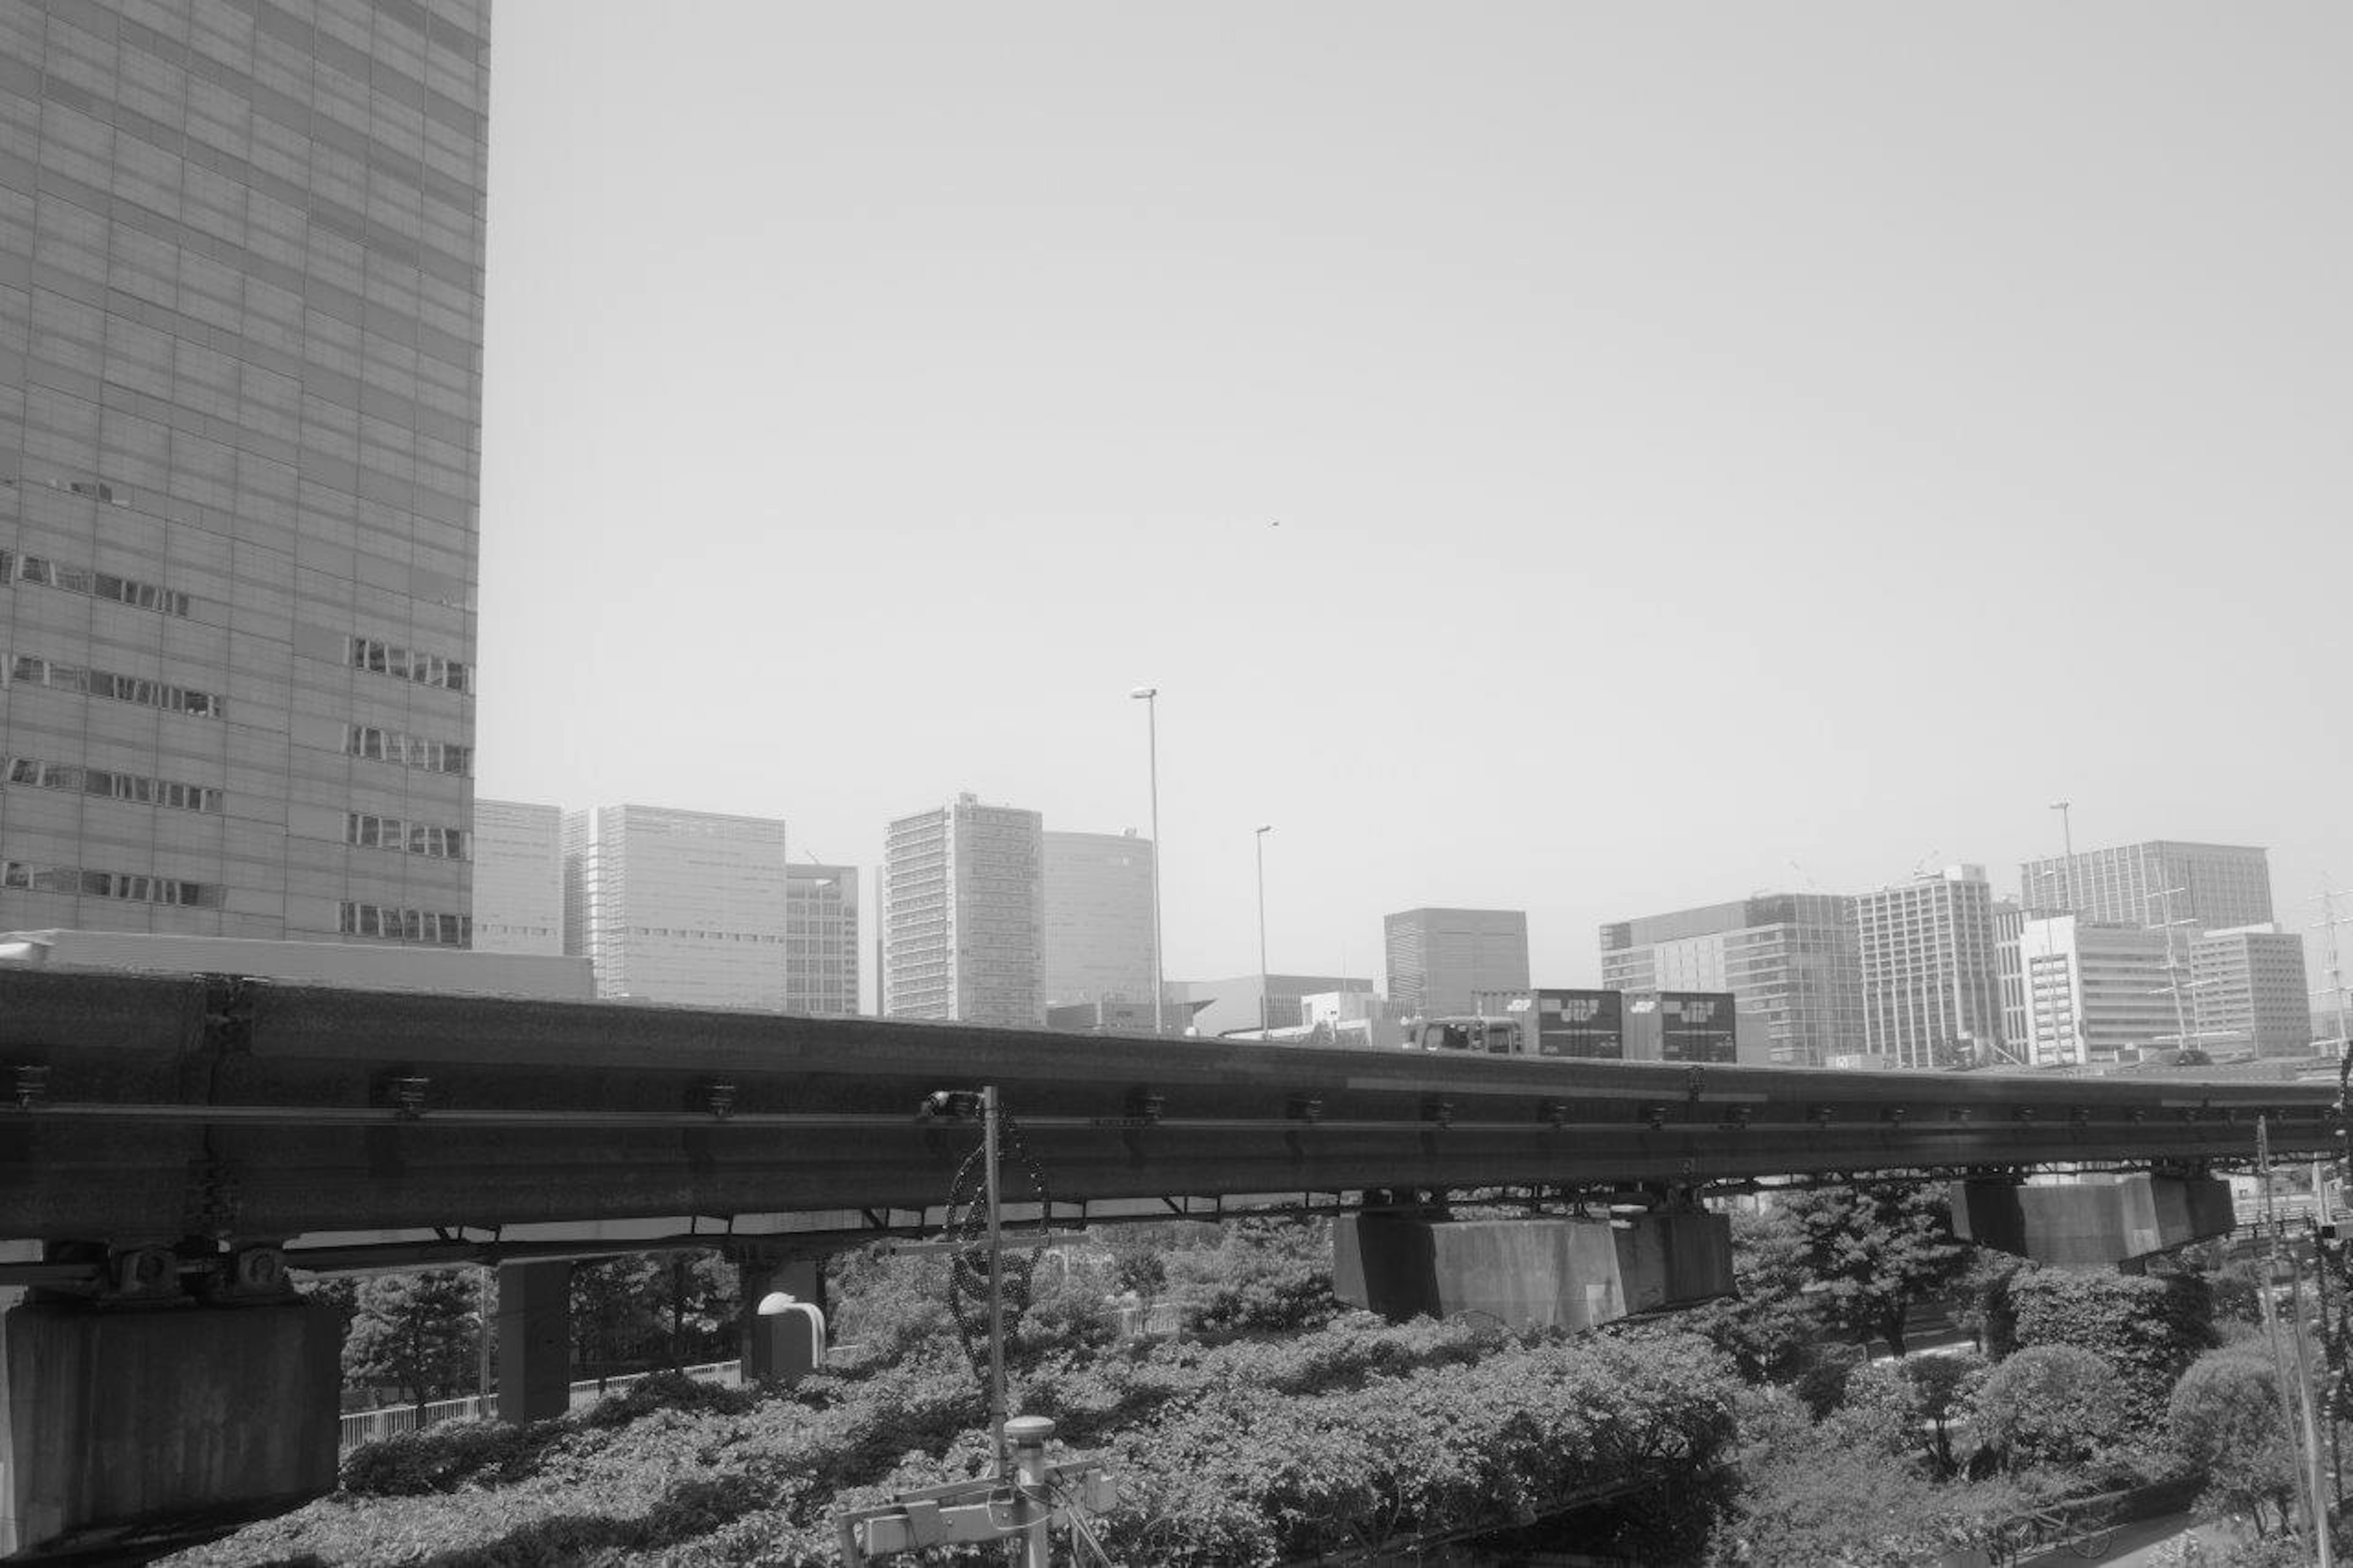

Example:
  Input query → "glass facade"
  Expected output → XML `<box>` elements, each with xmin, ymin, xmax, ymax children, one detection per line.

<box><xmin>881</xmin><ymin>795</ymin><xmax>1043</xmax><ymax>1028</ymax></box>
<box><xmin>0</xmin><ymin>1</ymin><xmax>490</xmax><ymax>942</ymax></box>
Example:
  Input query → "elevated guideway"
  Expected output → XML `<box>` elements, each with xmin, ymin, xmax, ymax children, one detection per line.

<box><xmin>0</xmin><ymin>966</ymin><xmax>2338</xmax><ymax>1555</ymax></box>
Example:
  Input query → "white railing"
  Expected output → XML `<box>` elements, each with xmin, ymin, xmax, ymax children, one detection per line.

<box><xmin>338</xmin><ymin>1359</ymin><xmax>741</xmax><ymax>1453</ymax></box>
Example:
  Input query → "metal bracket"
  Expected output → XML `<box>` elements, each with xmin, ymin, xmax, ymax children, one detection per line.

<box><xmin>13</xmin><ymin>1064</ymin><xmax>48</xmax><ymax>1111</ymax></box>
<box><xmin>1287</xmin><ymin>1095</ymin><xmax>1323</xmax><ymax>1124</ymax></box>
<box><xmin>184</xmin><ymin>1158</ymin><xmax>243</xmax><ymax>1237</ymax></box>
<box><xmin>703</xmin><ymin>1081</ymin><xmax>738</xmax><ymax>1120</ymax></box>
<box><xmin>389</xmin><ymin>1075</ymin><xmax>430</xmax><ymax>1119</ymax></box>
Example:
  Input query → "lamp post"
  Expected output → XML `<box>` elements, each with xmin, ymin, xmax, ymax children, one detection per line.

<box><xmin>1129</xmin><ymin>687</ymin><xmax>1163</xmax><ymax>1036</ymax></box>
<box><xmin>1254</xmin><ymin>824</ymin><xmax>1273</xmax><ymax>1034</ymax></box>
<box><xmin>2048</xmin><ymin>800</ymin><xmax>2074</xmax><ymax>911</ymax></box>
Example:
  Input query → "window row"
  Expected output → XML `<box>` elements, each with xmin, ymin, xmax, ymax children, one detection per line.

<box><xmin>343</xmin><ymin>725</ymin><xmax>473</xmax><ymax>776</ymax></box>
<box><xmin>7</xmin><ymin>656</ymin><xmax>225</xmax><ymax>718</ymax></box>
<box><xmin>4</xmin><ymin>757</ymin><xmax>224</xmax><ymax>813</ymax></box>
<box><xmin>0</xmin><ymin>861</ymin><xmax>222</xmax><ymax>907</ymax></box>
<box><xmin>346</xmin><ymin>636</ymin><xmax>471</xmax><ymax>693</ymax></box>
<box><xmin>0</xmin><ymin>548</ymin><xmax>194</xmax><ymax>617</ymax></box>
<box><xmin>346</xmin><ymin>812</ymin><xmax>468</xmax><ymax>860</ymax></box>
<box><xmin>341</xmin><ymin>901</ymin><xmax>471</xmax><ymax>946</ymax></box>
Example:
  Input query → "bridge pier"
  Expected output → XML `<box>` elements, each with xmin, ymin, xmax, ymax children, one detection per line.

<box><xmin>1333</xmin><ymin>1208</ymin><xmax>1732</xmax><ymax>1331</ymax></box>
<box><xmin>495</xmin><ymin>1260</ymin><xmax>573</xmax><ymax>1423</ymax></box>
<box><xmin>1950</xmin><ymin>1173</ymin><xmax>2236</xmax><ymax>1267</ymax></box>
<box><xmin>0</xmin><ymin>1295</ymin><xmax>340</xmax><ymax>1556</ymax></box>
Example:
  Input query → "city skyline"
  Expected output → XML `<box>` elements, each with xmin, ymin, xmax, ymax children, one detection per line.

<box><xmin>464</xmin><ymin>2</ymin><xmax>2350</xmax><ymax>1010</ymax></box>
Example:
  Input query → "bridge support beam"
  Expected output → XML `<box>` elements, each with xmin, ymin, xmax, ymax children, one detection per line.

<box><xmin>0</xmin><ymin>1298</ymin><xmax>339</xmax><ymax>1557</ymax></box>
<box><xmin>1950</xmin><ymin>1174</ymin><xmax>2236</xmax><ymax>1267</ymax></box>
<box><xmin>495</xmin><ymin>1260</ymin><xmax>572</xmax><ymax>1423</ymax></box>
<box><xmin>1333</xmin><ymin>1211</ymin><xmax>1732</xmax><ymax>1331</ymax></box>
<box><xmin>739</xmin><ymin>1254</ymin><xmax>826</xmax><ymax>1386</ymax></box>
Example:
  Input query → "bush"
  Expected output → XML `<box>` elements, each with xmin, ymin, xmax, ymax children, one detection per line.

<box><xmin>1161</xmin><ymin>1216</ymin><xmax>1341</xmax><ymax>1336</ymax></box>
<box><xmin>2010</xmin><ymin>1267</ymin><xmax>2217</xmax><ymax>1425</ymax></box>
<box><xmin>2168</xmin><ymin>1347</ymin><xmax>2298</xmax><ymax>1536</ymax></box>
<box><xmin>1969</xmin><ymin>1343</ymin><xmax>2131</xmax><ymax>1474</ymax></box>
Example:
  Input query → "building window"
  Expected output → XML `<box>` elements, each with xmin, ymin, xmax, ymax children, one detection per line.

<box><xmin>342</xmin><ymin>725</ymin><xmax>474</xmax><ymax>776</ymax></box>
<box><xmin>346</xmin><ymin>812</ymin><xmax>469</xmax><ymax>860</ymax></box>
<box><xmin>339</xmin><ymin>902</ymin><xmax>472</xmax><ymax>946</ymax></box>
<box><xmin>1</xmin><ymin>861</ymin><xmax>221</xmax><ymax>907</ymax></box>
<box><xmin>7</xmin><ymin>656</ymin><xmax>223</xmax><ymax>718</ymax></box>
<box><xmin>4</xmin><ymin>757</ymin><xmax>224</xmax><ymax>813</ymax></box>
<box><xmin>345</xmin><ymin>636</ymin><xmax>471</xmax><ymax>694</ymax></box>
<box><xmin>8</xmin><ymin>553</ymin><xmax>192</xmax><ymax>616</ymax></box>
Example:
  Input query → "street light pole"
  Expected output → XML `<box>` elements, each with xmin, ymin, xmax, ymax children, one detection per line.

<box><xmin>1254</xmin><ymin>825</ymin><xmax>1273</xmax><ymax>1034</ymax></box>
<box><xmin>1130</xmin><ymin>688</ymin><xmax>1164</xmax><ymax>1036</ymax></box>
<box><xmin>2048</xmin><ymin>800</ymin><xmax>2074</xmax><ymax>912</ymax></box>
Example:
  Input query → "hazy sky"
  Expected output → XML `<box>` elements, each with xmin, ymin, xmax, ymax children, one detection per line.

<box><xmin>474</xmin><ymin>3</ymin><xmax>2352</xmax><ymax>1009</ymax></box>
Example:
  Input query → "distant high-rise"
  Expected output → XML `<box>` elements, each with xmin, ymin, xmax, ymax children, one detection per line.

<box><xmin>1385</xmin><ymin>907</ymin><xmax>1528</xmax><ymax>1019</ymax></box>
<box><xmin>1</xmin><ymin>1</ymin><xmax>491</xmax><ymax>945</ymax></box>
<box><xmin>2189</xmin><ymin>925</ymin><xmax>2312</xmax><ymax>1058</ymax></box>
<box><xmin>471</xmin><ymin>800</ymin><xmax>563</xmax><ymax>956</ymax></box>
<box><xmin>881</xmin><ymin>793</ymin><xmax>1043</xmax><ymax>1028</ymax></box>
<box><xmin>1599</xmin><ymin>893</ymin><xmax>1862</xmax><ymax>1066</ymax></box>
<box><xmin>785</xmin><ymin>862</ymin><xmax>859</xmax><ymax>1017</ymax></box>
<box><xmin>1043</xmin><ymin>830</ymin><xmax>1154</xmax><ymax>1006</ymax></box>
<box><xmin>2014</xmin><ymin>914</ymin><xmax>2178</xmax><ymax>1067</ymax></box>
<box><xmin>563</xmin><ymin>805</ymin><xmax>789</xmax><ymax>1009</ymax></box>
<box><xmin>2020</xmin><ymin>842</ymin><xmax>2273</xmax><ymax>931</ymax></box>
<box><xmin>1853</xmin><ymin>866</ymin><xmax>2004</xmax><ymax>1069</ymax></box>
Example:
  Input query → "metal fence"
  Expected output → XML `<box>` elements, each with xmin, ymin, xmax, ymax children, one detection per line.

<box><xmin>338</xmin><ymin>1359</ymin><xmax>742</xmax><ymax>1453</ymax></box>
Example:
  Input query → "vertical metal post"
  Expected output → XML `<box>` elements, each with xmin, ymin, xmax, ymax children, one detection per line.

<box><xmin>2287</xmin><ymin>1238</ymin><xmax>2338</xmax><ymax>1565</ymax></box>
<box><xmin>1007</xmin><ymin>1415</ymin><xmax>1056</xmax><ymax>1568</ymax></box>
<box><xmin>477</xmin><ymin>1262</ymin><xmax>493</xmax><ymax>1406</ymax></box>
<box><xmin>983</xmin><ymin>1084</ymin><xmax>1008</xmax><ymax>1483</ymax></box>
<box><xmin>2262</xmin><ymin>1118</ymin><xmax>2323</xmax><ymax>1545</ymax></box>
<box><xmin>1255</xmin><ymin>825</ymin><xmax>1271</xmax><ymax>1034</ymax></box>
<box><xmin>1133</xmin><ymin>689</ymin><xmax>1164</xmax><ymax>1036</ymax></box>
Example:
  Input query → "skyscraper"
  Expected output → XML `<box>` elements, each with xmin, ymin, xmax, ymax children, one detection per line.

<box><xmin>785</xmin><ymin>861</ymin><xmax>859</xmax><ymax>1017</ymax></box>
<box><xmin>470</xmin><ymin>798</ymin><xmax>561</xmax><ymax>955</ymax></box>
<box><xmin>2189</xmin><ymin>925</ymin><xmax>2313</xmax><ymax>1059</ymax></box>
<box><xmin>563</xmin><ymin>805</ymin><xmax>790</xmax><ymax>1009</ymax></box>
<box><xmin>2014</xmin><ymin>914</ymin><xmax>2178</xmax><ymax>1067</ymax></box>
<box><xmin>2019</xmin><ymin>842</ymin><xmax>2273</xmax><ymax>931</ymax></box>
<box><xmin>1853</xmin><ymin>866</ymin><xmax>2004</xmax><ymax>1069</ymax></box>
<box><xmin>1385</xmin><ymin>907</ymin><xmax>1529</xmax><ymax>1020</ymax></box>
<box><xmin>880</xmin><ymin>793</ymin><xmax>1043</xmax><ymax>1028</ymax></box>
<box><xmin>1599</xmin><ymin>893</ymin><xmax>1862</xmax><ymax>1066</ymax></box>
<box><xmin>1</xmin><ymin>1</ymin><xmax>491</xmax><ymax>944</ymax></box>
<box><xmin>1042</xmin><ymin>828</ymin><xmax>1154</xmax><ymax>1006</ymax></box>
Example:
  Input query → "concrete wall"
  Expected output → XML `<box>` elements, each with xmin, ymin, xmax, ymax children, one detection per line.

<box><xmin>1333</xmin><ymin>1212</ymin><xmax>1732</xmax><ymax>1331</ymax></box>
<box><xmin>1949</xmin><ymin>1174</ymin><xmax>2237</xmax><ymax>1267</ymax></box>
<box><xmin>0</xmin><ymin>1301</ymin><xmax>340</xmax><ymax>1555</ymax></box>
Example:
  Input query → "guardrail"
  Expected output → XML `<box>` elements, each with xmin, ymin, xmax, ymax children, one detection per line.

<box><xmin>338</xmin><ymin>1359</ymin><xmax>741</xmax><ymax>1453</ymax></box>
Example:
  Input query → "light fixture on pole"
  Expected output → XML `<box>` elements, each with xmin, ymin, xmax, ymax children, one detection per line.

<box><xmin>2048</xmin><ymin>800</ymin><xmax>2074</xmax><ymax>912</ymax></box>
<box><xmin>1130</xmin><ymin>687</ymin><xmax>1163</xmax><ymax>1036</ymax></box>
<box><xmin>1254</xmin><ymin>824</ymin><xmax>1273</xmax><ymax>1034</ymax></box>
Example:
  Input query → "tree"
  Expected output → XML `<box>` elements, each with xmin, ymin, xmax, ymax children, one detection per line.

<box><xmin>1968</xmin><ymin>1344</ymin><xmax>2131</xmax><ymax>1474</ymax></box>
<box><xmin>1682</xmin><ymin>1206</ymin><xmax>1832</xmax><ymax>1384</ymax></box>
<box><xmin>1161</xmin><ymin>1216</ymin><xmax>1340</xmax><ymax>1336</ymax></box>
<box><xmin>341</xmin><ymin>1268</ymin><xmax>484</xmax><ymax>1415</ymax></box>
<box><xmin>2168</xmin><ymin>1348</ymin><xmax>2300</xmax><ymax>1538</ymax></box>
<box><xmin>1778</xmin><ymin>1183</ymin><xmax>1973</xmax><ymax>1357</ymax></box>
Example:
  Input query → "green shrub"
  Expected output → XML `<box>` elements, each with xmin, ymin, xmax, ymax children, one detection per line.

<box><xmin>2010</xmin><ymin>1267</ymin><xmax>2217</xmax><ymax>1425</ymax></box>
<box><xmin>1968</xmin><ymin>1344</ymin><xmax>2131</xmax><ymax>1473</ymax></box>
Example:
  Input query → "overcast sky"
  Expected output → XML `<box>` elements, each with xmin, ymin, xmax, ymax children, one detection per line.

<box><xmin>473</xmin><ymin>2</ymin><xmax>2352</xmax><ymax>1009</ymax></box>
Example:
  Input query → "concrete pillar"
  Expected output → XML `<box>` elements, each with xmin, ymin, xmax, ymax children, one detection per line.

<box><xmin>1950</xmin><ymin>1174</ymin><xmax>2236</xmax><ymax>1266</ymax></box>
<box><xmin>0</xmin><ymin>1300</ymin><xmax>340</xmax><ymax>1556</ymax></box>
<box><xmin>1335</xmin><ymin>1213</ymin><xmax>1730</xmax><ymax>1332</ymax></box>
<box><xmin>495</xmin><ymin>1260</ymin><xmax>572</xmax><ymax>1424</ymax></box>
<box><xmin>739</xmin><ymin>1255</ymin><xmax>825</xmax><ymax>1386</ymax></box>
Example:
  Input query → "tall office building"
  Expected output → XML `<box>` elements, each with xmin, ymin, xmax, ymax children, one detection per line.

<box><xmin>1599</xmin><ymin>893</ymin><xmax>1862</xmax><ymax>1066</ymax></box>
<box><xmin>470</xmin><ymin>797</ymin><xmax>560</xmax><ymax>955</ymax></box>
<box><xmin>785</xmin><ymin>861</ymin><xmax>858</xmax><ymax>1017</ymax></box>
<box><xmin>2189</xmin><ymin>925</ymin><xmax>2312</xmax><ymax>1058</ymax></box>
<box><xmin>2014</xmin><ymin>914</ymin><xmax>2179</xmax><ymax>1067</ymax></box>
<box><xmin>1</xmin><ymin>1</ymin><xmax>491</xmax><ymax>944</ymax></box>
<box><xmin>1042</xmin><ymin>828</ymin><xmax>1153</xmax><ymax>1006</ymax></box>
<box><xmin>880</xmin><ymin>793</ymin><xmax>1043</xmax><ymax>1028</ymax></box>
<box><xmin>1853</xmin><ymin>866</ymin><xmax>2004</xmax><ymax>1069</ymax></box>
<box><xmin>563</xmin><ymin>805</ymin><xmax>790</xmax><ymax>1009</ymax></box>
<box><xmin>2019</xmin><ymin>842</ymin><xmax>2273</xmax><ymax>931</ymax></box>
<box><xmin>1384</xmin><ymin>907</ymin><xmax>1528</xmax><ymax>1019</ymax></box>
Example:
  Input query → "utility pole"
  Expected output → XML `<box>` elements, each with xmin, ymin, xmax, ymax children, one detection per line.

<box><xmin>2263</xmin><ymin>1116</ymin><xmax>2333</xmax><ymax>1558</ymax></box>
